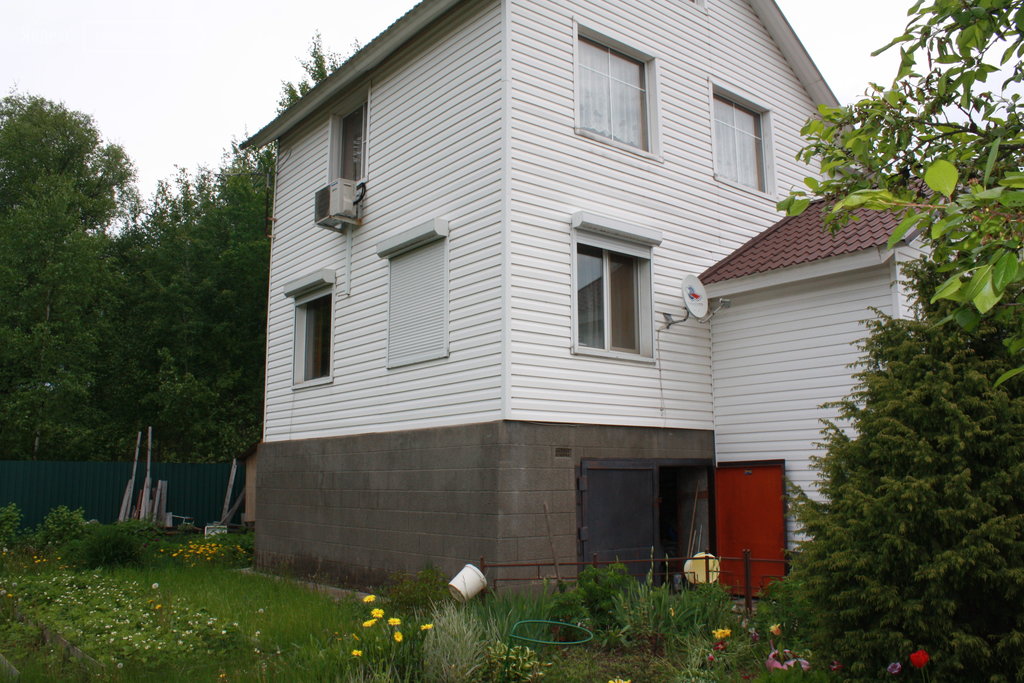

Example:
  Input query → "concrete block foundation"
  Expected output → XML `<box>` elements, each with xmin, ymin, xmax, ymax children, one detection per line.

<box><xmin>255</xmin><ymin>420</ymin><xmax>713</xmax><ymax>587</ymax></box>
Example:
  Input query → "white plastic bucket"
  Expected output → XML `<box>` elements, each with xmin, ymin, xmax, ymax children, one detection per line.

<box><xmin>448</xmin><ymin>564</ymin><xmax>487</xmax><ymax>601</ymax></box>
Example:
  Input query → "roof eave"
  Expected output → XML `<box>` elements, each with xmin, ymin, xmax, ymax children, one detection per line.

<box><xmin>242</xmin><ymin>0</ymin><xmax>463</xmax><ymax>149</ymax></box>
<box><xmin>748</xmin><ymin>0</ymin><xmax>839</xmax><ymax>108</ymax></box>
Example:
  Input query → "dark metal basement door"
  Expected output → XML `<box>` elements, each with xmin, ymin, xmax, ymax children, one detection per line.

<box><xmin>578</xmin><ymin>460</ymin><xmax>658</xmax><ymax>575</ymax></box>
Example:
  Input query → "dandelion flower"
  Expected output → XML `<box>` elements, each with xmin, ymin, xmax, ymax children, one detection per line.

<box><xmin>712</xmin><ymin>628</ymin><xmax>732</xmax><ymax>639</ymax></box>
<box><xmin>393</xmin><ymin>631</ymin><xmax>403</xmax><ymax>643</ymax></box>
<box><xmin>155</xmin><ymin>604</ymin><xmax>162</xmax><ymax>610</ymax></box>
<box><xmin>362</xmin><ymin>594</ymin><xmax>376</xmax><ymax>603</ymax></box>
<box><xmin>420</xmin><ymin>624</ymin><xmax>434</xmax><ymax>631</ymax></box>
<box><xmin>351</xmin><ymin>649</ymin><xmax>363</xmax><ymax>657</ymax></box>
<box><xmin>371</xmin><ymin>608</ymin><xmax>384</xmax><ymax>619</ymax></box>
<box><xmin>362</xmin><ymin>619</ymin><xmax>378</xmax><ymax>628</ymax></box>
<box><xmin>388</xmin><ymin>617</ymin><xmax>401</xmax><ymax>626</ymax></box>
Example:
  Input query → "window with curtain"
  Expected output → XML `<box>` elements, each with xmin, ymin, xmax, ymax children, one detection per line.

<box><xmin>578</xmin><ymin>37</ymin><xmax>649</xmax><ymax>150</ymax></box>
<box><xmin>713</xmin><ymin>96</ymin><xmax>765</xmax><ymax>191</ymax></box>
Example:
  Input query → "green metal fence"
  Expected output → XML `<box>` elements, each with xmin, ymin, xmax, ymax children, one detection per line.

<box><xmin>0</xmin><ymin>460</ymin><xmax>245</xmax><ymax>529</ymax></box>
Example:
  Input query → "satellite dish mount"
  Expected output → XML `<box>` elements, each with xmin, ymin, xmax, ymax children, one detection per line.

<box><xmin>661</xmin><ymin>274</ymin><xmax>730</xmax><ymax>328</ymax></box>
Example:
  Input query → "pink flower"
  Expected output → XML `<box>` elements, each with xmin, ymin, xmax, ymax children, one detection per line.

<box><xmin>887</xmin><ymin>661</ymin><xmax>903</xmax><ymax>674</ymax></box>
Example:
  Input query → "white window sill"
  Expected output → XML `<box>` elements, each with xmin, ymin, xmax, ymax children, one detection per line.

<box><xmin>572</xmin><ymin>345</ymin><xmax>657</xmax><ymax>365</ymax></box>
<box><xmin>713</xmin><ymin>174</ymin><xmax>775</xmax><ymax>200</ymax></box>
<box><xmin>575</xmin><ymin>128</ymin><xmax>663</xmax><ymax>163</ymax></box>
<box><xmin>292</xmin><ymin>376</ymin><xmax>334</xmax><ymax>391</ymax></box>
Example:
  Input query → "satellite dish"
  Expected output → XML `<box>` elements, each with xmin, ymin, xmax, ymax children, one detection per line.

<box><xmin>681</xmin><ymin>274</ymin><xmax>709</xmax><ymax>319</ymax></box>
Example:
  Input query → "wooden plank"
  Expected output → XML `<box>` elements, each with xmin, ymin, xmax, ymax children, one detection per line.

<box><xmin>220</xmin><ymin>459</ymin><xmax>238</xmax><ymax>523</ymax></box>
<box><xmin>117</xmin><ymin>431</ymin><xmax>142</xmax><ymax>522</ymax></box>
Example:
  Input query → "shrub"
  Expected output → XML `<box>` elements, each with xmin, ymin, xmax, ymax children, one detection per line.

<box><xmin>0</xmin><ymin>502</ymin><xmax>21</xmax><ymax>549</ymax></box>
<box><xmin>792</xmin><ymin>261</ymin><xmax>1024</xmax><ymax>680</ymax></box>
<box><xmin>33</xmin><ymin>505</ymin><xmax>86</xmax><ymax>548</ymax></box>
<box><xmin>384</xmin><ymin>565</ymin><xmax>451</xmax><ymax>615</ymax></box>
<box><xmin>69</xmin><ymin>523</ymin><xmax>146</xmax><ymax>568</ymax></box>
<box><xmin>569</xmin><ymin>561</ymin><xmax>630</xmax><ymax>630</ymax></box>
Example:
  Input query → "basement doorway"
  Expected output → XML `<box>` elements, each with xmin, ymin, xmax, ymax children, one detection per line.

<box><xmin>577</xmin><ymin>460</ymin><xmax>710</xmax><ymax>579</ymax></box>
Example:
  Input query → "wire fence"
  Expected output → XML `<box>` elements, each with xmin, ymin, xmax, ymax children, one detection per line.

<box><xmin>478</xmin><ymin>549</ymin><xmax>787</xmax><ymax>615</ymax></box>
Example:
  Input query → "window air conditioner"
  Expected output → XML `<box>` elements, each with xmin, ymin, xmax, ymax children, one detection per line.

<box><xmin>314</xmin><ymin>178</ymin><xmax>360</xmax><ymax>229</ymax></box>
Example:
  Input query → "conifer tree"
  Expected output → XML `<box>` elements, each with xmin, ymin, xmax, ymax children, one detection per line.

<box><xmin>793</xmin><ymin>261</ymin><xmax>1024</xmax><ymax>680</ymax></box>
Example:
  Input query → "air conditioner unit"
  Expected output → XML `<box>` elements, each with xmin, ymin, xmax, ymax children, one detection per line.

<box><xmin>314</xmin><ymin>178</ymin><xmax>360</xmax><ymax>229</ymax></box>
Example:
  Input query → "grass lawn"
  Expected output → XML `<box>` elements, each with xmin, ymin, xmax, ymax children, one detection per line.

<box><xmin>0</xmin><ymin>530</ymin><xmax>835</xmax><ymax>682</ymax></box>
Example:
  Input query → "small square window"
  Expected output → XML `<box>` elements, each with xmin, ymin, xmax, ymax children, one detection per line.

<box><xmin>296</xmin><ymin>293</ymin><xmax>332</xmax><ymax>382</ymax></box>
<box><xmin>578</xmin><ymin>37</ymin><xmax>649</xmax><ymax>150</ymax></box>
<box><xmin>713</xmin><ymin>96</ymin><xmax>765</xmax><ymax>191</ymax></box>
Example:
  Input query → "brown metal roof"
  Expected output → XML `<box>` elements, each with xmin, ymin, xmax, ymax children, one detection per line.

<box><xmin>700</xmin><ymin>201</ymin><xmax>900</xmax><ymax>285</ymax></box>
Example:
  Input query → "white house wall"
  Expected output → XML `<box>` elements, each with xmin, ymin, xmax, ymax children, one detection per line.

<box><xmin>263</xmin><ymin>0</ymin><xmax>505</xmax><ymax>441</ymax></box>
<box><xmin>504</xmin><ymin>0</ymin><xmax>821</xmax><ymax>428</ymax></box>
<box><xmin>710</xmin><ymin>264</ymin><xmax>894</xmax><ymax>538</ymax></box>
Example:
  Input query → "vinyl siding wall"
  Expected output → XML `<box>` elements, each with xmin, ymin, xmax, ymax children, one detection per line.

<box><xmin>504</xmin><ymin>0</ymin><xmax>821</xmax><ymax>429</ymax></box>
<box><xmin>263</xmin><ymin>0</ymin><xmax>505</xmax><ymax>441</ymax></box>
<box><xmin>710</xmin><ymin>264</ymin><xmax>895</xmax><ymax>538</ymax></box>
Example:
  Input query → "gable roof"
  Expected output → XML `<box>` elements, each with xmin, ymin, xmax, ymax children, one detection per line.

<box><xmin>700</xmin><ymin>202</ymin><xmax>901</xmax><ymax>285</ymax></box>
<box><xmin>242</xmin><ymin>0</ymin><xmax>838</xmax><ymax>150</ymax></box>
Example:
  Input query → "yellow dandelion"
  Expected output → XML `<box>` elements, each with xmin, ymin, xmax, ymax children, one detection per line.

<box><xmin>388</xmin><ymin>617</ymin><xmax>401</xmax><ymax>626</ymax></box>
<box><xmin>712</xmin><ymin>628</ymin><xmax>732</xmax><ymax>639</ymax></box>
<box><xmin>393</xmin><ymin>631</ymin><xmax>403</xmax><ymax>643</ymax></box>
<box><xmin>420</xmin><ymin>623</ymin><xmax>434</xmax><ymax>631</ymax></box>
<box><xmin>155</xmin><ymin>604</ymin><xmax>162</xmax><ymax>610</ymax></box>
<box><xmin>362</xmin><ymin>619</ymin><xmax>378</xmax><ymax>628</ymax></box>
<box><xmin>362</xmin><ymin>594</ymin><xmax>376</xmax><ymax>603</ymax></box>
<box><xmin>351</xmin><ymin>649</ymin><xmax>363</xmax><ymax>657</ymax></box>
<box><xmin>371</xmin><ymin>608</ymin><xmax>384</xmax><ymax>619</ymax></box>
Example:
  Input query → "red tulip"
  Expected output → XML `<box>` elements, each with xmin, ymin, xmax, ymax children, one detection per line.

<box><xmin>910</xmin><ymin>649</ymin><xmax>930</xmax><ymax>668</ymax></box>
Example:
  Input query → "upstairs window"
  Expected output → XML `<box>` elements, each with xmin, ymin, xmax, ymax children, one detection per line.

<box><xmin>333</xmin><ymin>103</ymin><xmax>367</xmax><ymax>181</ymax></box>
<box><xmin>713</xmin><ymin>96</ymin><xmax>766</xmax><ymax>191</ymax></box>
<box><xmin>578</xmin><ymin>37</ymin><xmax>649</xmax><ymax>150</ymax></box>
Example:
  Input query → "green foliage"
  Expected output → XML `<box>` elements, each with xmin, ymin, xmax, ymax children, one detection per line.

<box><xmin>106</xmin><ymin>144</ymin><xmax>273</xmax><ymax>462</ymax></box>
<box><xmin>555</xmin><ymin>564</ymin><xmax>634</xmax><ymax>630</ymax></box>
<box><xmin>782</xmin><ymin>0</ymin><xmax>1024</xmax><ymax>378</ymax></box>
<box><xmin>475</xmin><ymin>642</ymin><xmax>550</xmax><ymax>683</ymax></box>
<box><xmin>33</xmin><ymin>506</ymin><xmax>86</xmax><ymax>548</ymax></box>
<box><xmin>422</xmin><ymin>601</ymin><xmax>486</xmax><ymax>683</ymax></box>
<box><xmin>278</xmin><ymin>32</ymin><xmax>356</xmax><ymax>112</ymax></box>
<box><xmin>68</xmin><ymin>522</ymin><xmax>148</xmax><ymax>568</ymax></box>
<box><xmin>0</xmin><ymin>94</ymin><xmax>135</xmax><ymax>459</ymax></box>
<box><xmin>792</xmin><ymin>261</ymin><xmax>1024</xmax><ymax>680</ymax></box>
<box><xmin>751</xmin><ymin>575</ymin><xmax>815</xmax><ymax>652</ymax></box>
<box><xmin>384</xmin><ymin>566</ymin><xmax>452</xmax><ymax>616</ymax></box>
<box><xmin>0</xmin><ymin>503</ymin><xmax>21</xmax><ymax>549</ymax></box>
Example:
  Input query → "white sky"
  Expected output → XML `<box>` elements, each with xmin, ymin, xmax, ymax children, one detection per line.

<box><xmin>2</xmin><ymin>0</ymin><xmax>913</xmax><ymax>199</ymax></box>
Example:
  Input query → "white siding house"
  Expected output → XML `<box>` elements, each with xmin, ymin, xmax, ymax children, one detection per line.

<box><xmin>241</xmin><ymin>0</ymin><xmax>894</xmax><ymax>586</ymax></box>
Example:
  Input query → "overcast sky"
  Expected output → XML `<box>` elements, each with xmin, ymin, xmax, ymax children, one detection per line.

<box><xmin>2</xmin><ymin>0</ymin><xmax>912</xmax><ymax>199</ymax></box>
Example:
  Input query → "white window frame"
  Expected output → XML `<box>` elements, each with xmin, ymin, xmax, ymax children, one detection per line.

<box><xmin>328</xmin><ymin>98</ymin><xmax>368</xmax><ymax>183</ymax></box>
<box><xmin>283</xmin><ymin>269</ymin><xmax>337</xmax><ymax>388</ymax></box>
<box><xmin>574</xmin><ymin>25</ymin><xmax>660</xmax><ymax>157</ymax></box>
<box><xmin>570</xmin><ymin>212</ymin><xmax>660</xmax><ymax>360</ymax></box>
<box><xmin>377</xmin><ymin>219</ymin><xmax>450</xmax><ymax>369</ymax></box>
<box><xmin>710</xmin><ymin>85</ymin><xmax>775</xmax><ymax>194</ymax></box>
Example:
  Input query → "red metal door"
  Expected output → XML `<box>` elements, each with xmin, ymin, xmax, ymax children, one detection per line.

<box><xmin>714</xmin><ymin>462</ymin><xmax>787</xmax><ymax>594</ymax></box>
